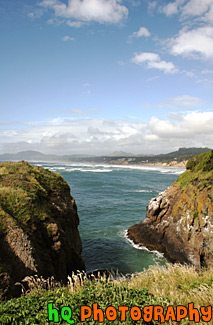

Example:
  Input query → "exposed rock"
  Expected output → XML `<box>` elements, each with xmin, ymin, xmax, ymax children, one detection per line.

<box><xmin>128</xmin><ymin>151</ymin><xmax>213</xmax><ymax>268</ymax></box>
<box><xmin>0</xmin><ymin>161</ymin><xmax>85</xmax><ymax>300</ymax></box>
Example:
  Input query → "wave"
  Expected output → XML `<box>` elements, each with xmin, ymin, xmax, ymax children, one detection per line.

<box><xmin>80</xmin><ymin>168</ymin><xmax>113</xmax><ymax>173</ymax></box>
<box><xmin>133</xmin><ymin>189</ymin><xmax>158</xmax><ymax>193</ymax></box>
<box><xmin>48</xmin><ymin>166</ymin><xmax>113</xmax><ymax>173</ymax></box>
<box><xmin>122</xmin><ymin>230</ymin><xmax>164</xmax><ymax>259</ymax></box>
<box><xmin>41</xmin><ymin>162</ymin><xmax>185</xmax><ymax>175</ymax></box>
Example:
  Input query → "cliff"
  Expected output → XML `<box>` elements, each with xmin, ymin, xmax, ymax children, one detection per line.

<box><xmin>128</xmin><ymin>151</ymin><xmax>213</xmax><ymax>268</ymax></box>
<box><xmin>0</xmin><ymin>161</ymin><xmax>85</xmax><ymax>300</ymax></box>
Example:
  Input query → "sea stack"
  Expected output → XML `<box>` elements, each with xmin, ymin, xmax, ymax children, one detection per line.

<box><xmin>128</xmin><ymin>151</ymin><xmax>213</xmax><ymax>268</ymax></box>
<box><xmin>0</xmin><ymin>161</ymin><xmax>85</xmax><ymax>299</ymax></box>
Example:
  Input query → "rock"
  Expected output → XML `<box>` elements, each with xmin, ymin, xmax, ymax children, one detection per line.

<box><xmin>128</xmin><ymin>151</ymin><xmax>213</xmax><ymax>268</ymax></box>
<box><xmin>0</xmin><ymin>161</ymin><xmax>85</xmax><ymax>300</ymax></box>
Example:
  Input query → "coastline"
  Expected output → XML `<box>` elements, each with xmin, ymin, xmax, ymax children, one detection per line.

<box><xmin>0</xmin><ymin>159</ymin><xmax>187</xmax><ymax>170</ymax></box>
<box><xmin>105</xmin><ymin>160</ymin><xmax>187</xmax><ymax>168</ymax></box>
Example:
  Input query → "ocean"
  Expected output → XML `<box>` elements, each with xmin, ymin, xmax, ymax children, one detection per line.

<box><xmin>38</xmin><ymin>162</ymin><xmax>185</xmax><ymax>275</ymax></box>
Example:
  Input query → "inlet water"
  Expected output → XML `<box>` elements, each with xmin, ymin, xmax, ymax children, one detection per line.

<box><xmin>38</xmin><ymin>162</ymin><xmax>184</xmax><ymax>275</ymax></box>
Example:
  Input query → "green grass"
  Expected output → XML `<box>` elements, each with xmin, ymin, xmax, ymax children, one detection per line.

<box><xmin>0</xmin><ymin>279</ymin><xmax>162</xmax><ymax>324</ymax></box>
<box><xmin>0</xmin><ymin>161</ymin><xmax>70</xmax><ymax>235</ymax></box>
<box><xmin>127</xmin><ymin>264</ymin><xmax>213</xmax><ymax>308</ymax></box>
<box><xmin>176</xmin><ymin>150</ymin><xmax>213</xmax><ymax>191</ymax></box>
<box><xmin>0</xmin><ymin>265</ymin><xmax>212</xmax><ymax>324</ymax></box>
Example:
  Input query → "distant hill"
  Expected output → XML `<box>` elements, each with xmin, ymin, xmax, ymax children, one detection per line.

<box><xmin>0</xmin><ymin>151</ymin><xmax>93</xmax><ymax>162</ymax></box>
<box><xmin>153</xmin><ymin>147</ymin><xmax>212</xmax><ymax>161</ymax></box>
<box><xmin>0</xmin><ymin>147</ymin><xmax>211</xmax><ymax>164</ymax></box>
<box><xmin>106</xmin><ymin>151</ymin><xmax>134</xmax><ymax>157</ymax></box>
<box><xmin>0</xmin><ymin>151</ymin><xmax>58</xmax><ymax>162</ymax></box>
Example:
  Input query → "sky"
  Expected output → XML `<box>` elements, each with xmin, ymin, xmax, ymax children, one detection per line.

<box><xmin>0</xmin><ymin>0</ymin><xmax>213</xmax><ymax>155</ymax></box>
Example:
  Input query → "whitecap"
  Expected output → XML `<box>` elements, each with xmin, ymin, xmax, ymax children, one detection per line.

<box><xmin>133</xmin><ymin>190</ymin><xmax>158</xmax><ymax>193</ymax></box>
<box><xmin>41</xmin><ymin>162</ymin><xmax>185</xmax><ymax>175</ymax></box>
<box><xmin>122</xmin><ymin>230</ymin><xmax>164</xmax><ymax>258</ymax></box>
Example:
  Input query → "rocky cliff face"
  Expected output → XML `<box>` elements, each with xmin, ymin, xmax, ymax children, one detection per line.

<box><xmin>0</xmin><ymin>161</ymin><xmax>85</xmax><ymax>300</ymax></box>
<box><xmin>128</xmin><ymin>151</ymin><xmax>213</xmax><ymax>268</ymax></box>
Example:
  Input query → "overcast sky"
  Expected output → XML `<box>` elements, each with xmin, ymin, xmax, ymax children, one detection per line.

<box><xmin>0</xmin><ymin>0</ymin><xmax>213</xmax><ymax>155</ymax></box>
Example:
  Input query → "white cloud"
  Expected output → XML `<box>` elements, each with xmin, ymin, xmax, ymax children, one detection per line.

<box><xmin>27</xmin><ymin>8</ymin><xmax>44</xmax><ymax>20</ymax></box>
<box><xmin>202</xmin><ymin>69</ymin><xmax>213</xmax><ymax>74</ymax></box>
<box><xmin>148</xmin><ymin>1</ymin><xmax>157</xmax><ymax>15</ymax></box>
<box><xmin>62</xmin><ymin>35</ymin><xmax>75</xmax><ymax>41</ymax></box>
<box><xmin>158</xmin><ymin>95</ymin><xmax>206</xmax><ymax>108</ymax></box>
<box><xmin>181</xmin><ymin>0</ymin><xmax>213</xmax><ymax>19</ymax></box>
<box><xmin>160</xmin><ymin>0</ymin><xmax>186</xmax><ymax>16</ymax></box>
<box><xmin>161</xmin><ymin>0</ymin><xmax>213</xmax><ymax>21</ymax></box>
<box><xmin>68</xmin><ymin>108</ymin><xmax>86</xmax><ymax>115</ymax></box>
<box><xmin>131</xmin><ymin>52</ymin><xmax>178</xmax><ymax>74</ymax></box>
<box><xmin>169</xmin><ymin>26</ymin><xmax>213</xmax><ymax>59</ymax></box>
<box><xmin>162</xmin><ymin>2</ymin><xmax>179</xmax><ymax>16</ymax></box>
<box><xmin>146</xmin><ymin>75</ymin><xmax>160</xmax><ymax>82</ymax></box>
<box><xmin>1</xmin><ymin>113</ymin><xmax>212</xmax><ymax>155</ymax></box>
<box><xmin>148</xmin><ymin>112</ymin><xmax>213</xmax><ymax>141</ymax></box>
<box><xmin>129</xmin><ymin>27</ymin><xmax>150</xmax><ymax>39</ymax></box>
<box><xmin>66</xmin><ymin>20</ymin><xmax>85</xmax><ymax>28</ymax></box>
<box><xmin>47</xmin><ymin>18</ymin><xmax>64</xmax><ymax>25</ymax></box>
<box><xmin>40</xmin><ymin>0</ymin><xmax>128</xmax><ymax>24</ymax></box>
<box><xmin>162</xmin><ymin>1</ymin><xmax>213</xmax><ymax>61</ymax></box>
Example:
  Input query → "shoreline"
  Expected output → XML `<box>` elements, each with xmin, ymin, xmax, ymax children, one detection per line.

<box><xmin>104</xmin><ymin>160</ymin><xmax>187</xmax><ymax>169</ymax></box>
<box><xmin>1</xmin><ymin>159</ymin><xmax>187</xmax><ymax>169</ymax></box>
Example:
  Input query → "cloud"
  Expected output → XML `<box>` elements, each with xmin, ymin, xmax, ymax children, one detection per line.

<box><xmin>148</xmin><ymin>1</ymin><xmax>157</xmax><ymax>15</ymax></box>
<box><xmin>0</xmin><ymin>122</ymin><xmax>24</xmax><ymax>126</ymax></box>
<box><xmin>27</xmin><ymin>8</ymin><xmax>44</xmax><ymax>20</ymax></box>
<box><xmin>148</xmin><ymin>112</ymin><xmax>213</xmax><ymax>141</ymax></box>
<box><xmin>40</xmin><ymin>0</ymin><xmax>128</xmax><ymax>24</ymax></box>
<box><xmin>1</xmin><ymin>113</ymin><xmax>212</xmax><ymax>155</ymax></box>
<box><xmin>202</xmin><ymin>69</ymin><xmax>213</xmax><ymax>74</ymax></box>
<box><xmin>67</xmin><ymin>108</ymin><xmax>86</xmax><ymax>115</ymax></box>
<box><xmin>168</xmin><ymin>26</ymin><xmax>213</xmax><ymax>59</ymax></box>
<box><xmin>161</xmin><ymin>0</ymin><xmax>213</xmax><ymax>22</ymax></box>
<box><xmin>181</xmin><ymin>0</ymin><xmax>213</xmax><ymax>21</ymax></box>
<box><xmin>47</xmin><ymin>108</ymin><xmax>86</xmax><ymax>115</ymax></box>
<box><xmin>131</xmin><ymin>52</ymin><xmax>178</xmax><ymax>74</ymax></box>
<box><xmin>129</xmin><ymin>26</ymin><xmax>150</xmax><ymax>39</ymax></box>
<box><xmin>47</xmin><ymin>17</ymin><xmax>65</xmax><ymax>25</ymax></box>
<box><xmin>161</xmin><ymin>1</ymin><xmax>213</xmax><ymax>60</ymax></box>
<box><xmin>88</xmin><ymin>107</ymin><xmax>98</xmax><ymax>110</ymax></box>
<box><xmin>158</xmin><ymin>95</ymin><xmax>206</xmax><ymax>108</ymax></box>
<box><xmin>62</xmin><ymin>35</ymin><xmax>75</xmax><ymax>41</ymax></box>
<box><xmin>66</xmin><ymin>20</ymin><xmax>85</xmax><ymax>28</ymax></box>
<box><xmin>161</xmin><ymin>1</ymin><xmax>180</xmax><ymax>16</ymax></box>
<box><xmin>146</xmin><ymin>75</ymin><xmax>159</xmax><ymax>82</ymax></box>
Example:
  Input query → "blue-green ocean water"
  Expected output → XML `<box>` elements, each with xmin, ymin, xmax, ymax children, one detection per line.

<box><xmin>38</xmin><ymin>162</ymin><xmax>185</xmax><ymax>275</ymax></box>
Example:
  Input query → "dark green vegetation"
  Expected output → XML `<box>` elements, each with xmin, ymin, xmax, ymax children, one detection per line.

<box><xmin>0</xmin><ymin>147</ymin><xmax>211</xmax><ymax>164</ymax></box>
<box><xmin>186</xmin><ymin>150</ymin><xmax>213</xmax><ymax>172</ymax></box>
<box><xmin>0</xmin><ymin>264</ymin><xmax>212</xmax><ymax>324</ymax></box>
<box><xmin>0</xmin><ymin>280</ymin><xmax>162</xmax><ymax>324</ymax></box>
<box><xmin>0</xmin><ymin>161</ymin><xmax>69</xmax><ymax>236</ymax></box>
<box><xmin>176</xmin><ymin>150</ymin><xmax>213</xmax><ymax>189</ymax></box>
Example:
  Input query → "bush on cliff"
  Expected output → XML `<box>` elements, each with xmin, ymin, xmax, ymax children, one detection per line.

<box><xmin>186</xmin><ymin>150</ymin><xmax>213</xmax><ymax>172</ymax></box>
<box><xmin>177</xmin><ymin>150</ymin><xmax>213</xmax><ymax>190</ymax></box>
<box><xmin>0</xmin><ymin>161</ymin><xmax>69</xmax><ymax>234</ymax></box>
